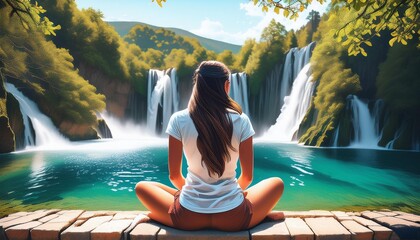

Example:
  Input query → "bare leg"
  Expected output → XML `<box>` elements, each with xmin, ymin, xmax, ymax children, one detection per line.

<box><xmin>145</xmin><ymin>181</ymin><xmax>179</xmax><ymax>195</ymax></box>
<box><xmin>245</xmin><ymin>177</ymin><xmax>284</xmax><ymax>228</ymax></box>
<box><xmin>135</xmin><ymin>181</ymin><xmax>177</xmax><ymax>227</ymax></box>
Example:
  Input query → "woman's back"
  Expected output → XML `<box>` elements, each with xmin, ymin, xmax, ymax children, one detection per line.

<box><xmin>135</xmin><ymin>60</ymin><xmax>284</xmax><ymax>231</ymax></box>
<box><xmin>166</xmin><ymin>108</ymin><xmax>255</xmax><ymax>213</ymax></box>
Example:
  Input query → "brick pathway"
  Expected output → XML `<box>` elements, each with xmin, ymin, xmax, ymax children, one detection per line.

<box><xmin>0</xmin><ymin>209</ymin><xmax>419</xmax><ymax>240</ymax></box>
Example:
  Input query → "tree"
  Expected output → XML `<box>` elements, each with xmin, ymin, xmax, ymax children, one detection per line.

<box><xmin>307</xmin><ymin>10</ymin><xmax>321</xmax><ymax>28</ymax></box>
<box><xmin>153</xmin><ymin>1</ymin><xmax>419</xmax><ymax>55</ymax></box>
<box><xmin>260</xmin><ymin>19</ymin><xmax>287</xmax><ymax>44</ymax></box>
<box><xmin>0</xmin><ymin>0</ymin><xmax>60</xmax><ymax>35</ymax></box>
<box><xmin>234</xmin><ymin>39</ymin><xmax>256</xmax><ymax>70</ymax></box>
<box><xmin>248</xmin><ymin>0</ymin><xmax>419</xmax><ymax>56</ymax></box>
<box><xmin>306</xmin><ymin>10</ymin><xmax>321</xmax><ymax>42</ymax></box>
<box><xmin>285</xmin><ymin>30</ymin><xmax>298</xmax><ymax>49</ymax></box>
<box><xmin>217</xmin><ymin>50</ymin><xmax>235</xmax><ymax>68</ymax></box>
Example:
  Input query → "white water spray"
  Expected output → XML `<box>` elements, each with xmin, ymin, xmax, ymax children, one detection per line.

<box><xmin>349</xmin><ymin>95</ymin><xmax>380</xmax><ymax>148</ymax></box>
<box><xmin>5</xmin><ymin>83</ymin><xmax>68</xmax><ymax>148</ymax></box>
<box><xmin>279</xmin><ymin>42</ymin><xmax>316</xmax><ymax>107</ymax></box>
<box><xmin>265</xmin><ymin>64</ymin><xmax>315</xmax><ymax>141</ymax></box>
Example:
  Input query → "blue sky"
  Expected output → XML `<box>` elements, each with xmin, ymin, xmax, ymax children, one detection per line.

<box><xmin>75</xmin><ymin>0</ymin><xmax>328</xmax><ymax>45</ymax></box>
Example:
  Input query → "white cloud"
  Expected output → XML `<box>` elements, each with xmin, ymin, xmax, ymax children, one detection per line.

<box><xmin>239</xmin><ymin>2</ymin><xmax>264</xmax><ymax>17</ymax></box>
<box><xmin>191</xmin><ymin>1</ymin><xmax>328</xmax><ymax>45</ymax></box>
<box><xmin>190</xmin><ymin>1</ymin><xmax>329</xmax><ymax>46</ymax></box>
<box><xmin>191</xmin><ymin>19</ymin><xmax>246</xmax><ymax>45</ymax></box>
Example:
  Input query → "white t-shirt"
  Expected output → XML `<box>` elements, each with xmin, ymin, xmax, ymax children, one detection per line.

<box><xmin>166</xmin><ymin>109</ymin><xmax>255</xmax><ymax>213</ymax></box>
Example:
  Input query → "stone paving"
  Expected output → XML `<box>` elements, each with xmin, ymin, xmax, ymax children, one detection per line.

<box><xmin>0</xmin><ymin>209</ymin><xmax>419</xmax><ymax>240</ymax></box>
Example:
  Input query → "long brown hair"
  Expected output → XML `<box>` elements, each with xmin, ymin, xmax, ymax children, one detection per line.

<box><xmin>188</xmin><ymin>61</ymin><xmax>242</xmax><ymax>177</ymax></box>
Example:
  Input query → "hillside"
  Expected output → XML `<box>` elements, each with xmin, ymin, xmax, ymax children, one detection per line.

<box><xmin>108</xmin><ymin>21</ymin><xmax>241</xmax><ymax>54</ymax></box>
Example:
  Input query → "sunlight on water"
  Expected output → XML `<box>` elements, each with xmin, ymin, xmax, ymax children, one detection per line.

<box><xmin>1</xmin><ymin>141</ymin><xmax>419</xmax><ymax>216</ymax></box>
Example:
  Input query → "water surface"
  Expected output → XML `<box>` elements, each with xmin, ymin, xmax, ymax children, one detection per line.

<box><xmin>1</xmin><ymin>140</ymin><xmax>419</xmax><ymax>216</ymax></box>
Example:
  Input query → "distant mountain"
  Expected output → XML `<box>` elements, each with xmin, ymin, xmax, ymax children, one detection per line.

<box><xmin>108</xmin><ymin>21</ymin><xmax>241</xmax><ymax>54</ymax></box>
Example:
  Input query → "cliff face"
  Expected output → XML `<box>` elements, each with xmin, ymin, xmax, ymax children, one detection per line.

<box><xmin>6</xmin><ymin>93</ymin><xmax>24</xmax><ymax>149</ymax></box>
<box><xmin>0</xmin><ymin>80</ymin><xmax>15</xmax><ymax>153</ymax></box>
<box><xmin>0</xmin><ymin>116</ymin><xmax>14</xmax><ymax>153</ymax></box>
<box><xmin>78</xmin><ymin>63</ymin><xmax>132</xmax><ymax>118</ymax></box>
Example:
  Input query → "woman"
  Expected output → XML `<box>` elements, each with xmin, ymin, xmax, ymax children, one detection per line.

<box><xmin>136</xmin><ymin>61</ymin><xmax>284</xmax><ymax>231</ymax></box>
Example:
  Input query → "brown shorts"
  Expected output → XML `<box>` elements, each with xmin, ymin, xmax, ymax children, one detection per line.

<box><xmin>169</xmin><ymin>191</ymin><xmax>253</xmax><ymax>231</ymax></box>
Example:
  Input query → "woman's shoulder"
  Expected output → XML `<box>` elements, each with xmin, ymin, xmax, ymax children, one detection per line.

<box><xmin>171</xmin><ymin>109</ymin><xmax>190</xmax><ymax>118</ymax></box>
<box><xmin>228</xmin><ymin>111</ymin><xmax>252</xmax><ymax>125</ymax></box>
<box><xmin>169</xmin><ymin>109</ymin><xmax>192</xmax><ymax>125</ymax></box>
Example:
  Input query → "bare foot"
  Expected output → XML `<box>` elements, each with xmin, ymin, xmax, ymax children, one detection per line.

<box><xmin>263</xmin><ymin>211</ymin><xmax>285</xmax><ymax>222</ymax></box>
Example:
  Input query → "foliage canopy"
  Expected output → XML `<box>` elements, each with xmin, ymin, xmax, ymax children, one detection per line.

<box><xmin>252</xmin><ymin>0</ymin><xmax>419</xmax><ymax>56</ymax></box>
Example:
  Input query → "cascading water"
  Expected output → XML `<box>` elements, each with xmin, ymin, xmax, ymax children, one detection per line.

<box><xmin>265</xmin><ymin>64</ymin><xmax>315</xmax><ymax>141</ymax></box>
<box><xmin>5</xmin><ymin>83</ymin><xmax>68</xmax><ymax>148</ymax></box>
<box><xmin>147</xmin><ymin>68</ymin><xmax>179</xmax><ymax>135</ymax></box>
<box><xmin>229</xmin><ymin>72</ymin><xmax>249</xmax><ymax>115</ymax></box>
<box><xmin>263</xmin><ymin>42</ymin><xmax>316</xmax><ymax>141</ymax></box>
<box><xmin>279</xmin><ymin>42</ymin><xmax>316</xmax><ymax>108</ymax></box>
<box><xmin>348</xmin><ymin>95</ymin><xmax>380</xmax><ymax>148</ymax></box>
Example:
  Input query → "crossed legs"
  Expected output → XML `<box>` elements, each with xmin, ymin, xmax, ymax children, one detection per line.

<box><xmin>135</xmin><ymin>177</ymin><xmax>284</xmax><ymax>230</ymax></box>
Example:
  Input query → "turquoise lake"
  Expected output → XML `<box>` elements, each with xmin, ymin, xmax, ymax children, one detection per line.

<box><xmin>1</xmin><ymin>139</ymin><xmax>419</xmax><ymax>216</ymax></box>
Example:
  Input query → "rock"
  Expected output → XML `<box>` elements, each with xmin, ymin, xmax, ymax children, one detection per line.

<box><xmin>305</xmin><ymin>217</ymin><xmax>351</xmax><ymax>240</ymax></box>
<box><xmin>373</xmin><ymin>216</ymin><xmax>420</xmax><ymax>240</ymax></box>
<box><xmin>157</xmin><ymin>224</ymin><xmax>249</xmax><ymax>240</ymax></box>
<box><xmin>61</xmin><ymin>216</ymin><xmax>113</xmax><ymax>240</ymax></box>
<box><xmin>58</xmin><ymin>121</ymin><xmax>99</xmax><ymax>141</ymax></box>
<box><xmin>284</xmin><ymin>218</ymin><xmax>314</xmax><ymax>240</ymax></box>
<box><xmin>31</xmin><ymin>210</ymin><xmax>84</xmax><ymax>240</ymax></box>
<box><xmin>395</xmin><ymin>213</ymin><xmax>420</xmax><ymax>223</ymax></box>
<box><xmin>0</xmin><ymin>210</ymin><xmax>58</xmax><ymax>229</ymax></box>
<box><xmin>6</xmin><ymin>93</ymin><xmax>24</xmax><ymax>149</ymax></box>
<box><xmin>78</xmin><ymin>63</ymin><xmax>132</xmax><ymax>118</ymax></box>
<box><xmin>340</xmin><ymin>220</ymin><xmax>373</xmax><ymax>240</ymax></box>
<box><xmin>91</xmin><ymin>219</ymin><xmax>132</xmax><ymax>240</ymax></box>
<box><xmin>367</xmin><ymin>225</ymin><xmax>394</xmax><ymax>240</ymax></box>
<box><xmin>250</xmin><ymin>221</ymin><xmax>290</xmax><ymax>240</ymax></box>
<box><xmin>332</xmin><ymin>211</ymin><xmax>353</xmax><ymax>221</ymax></box>
<box><xmin>5</xmin><ymin>221</ymin><xmax>43</xmax><ymax>240</ymax></box>
<box><xmin>361</xmin><ymin>211</ymin><xmax>386</xmax><ymax>219</ymax></box>
<box><xmin>0</xmin><ymin>116</ymin><xmax>15</xmax><ymax>153</ymax></box>
<box><xmin>130</xmin><ymin>222</ymin><xmax>160</xmax><ymax>240</ymax></box>
<box><xmin>97</xmin><ymin>119</ymin><xmax>113</xmax><ymax>139</ymax></box>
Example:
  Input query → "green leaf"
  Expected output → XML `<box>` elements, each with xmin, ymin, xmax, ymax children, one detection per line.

<box><xmin>262</xmin><ymin>5</ymin><xmax>269</xmax><ymax>12</ymax></box>
<box><xmin>389</xmin><ymin>37</ymin><xmax>397</xmax><ymax>47</ymax></box>
<box><xmin>360</xmin><ymin>48</ymin><xmax>367</xmax><ymax>56</ymax></box>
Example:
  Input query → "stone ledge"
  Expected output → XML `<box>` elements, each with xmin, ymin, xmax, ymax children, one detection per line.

<box><xmin>0</xmin><ymin>210</ymin><xmax>418</xmax><ymax>240</ymax></box>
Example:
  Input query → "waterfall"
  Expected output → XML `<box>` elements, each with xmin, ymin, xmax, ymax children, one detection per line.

<box><xmin>5</xmin><ymin>83</ymin><xmax>68</xmax><ymax>148</ymax></box>
<box><xmin>100</xmin><ymin>112</ymin><xmax>151</xmax><ymax>139</ymax></box>
<box><xmin>229</xmin><ymin>72</ymin><xmax>249</xmax><ymax>115</ymax></box>
<box><xmin>349</xmin><ymin>95</ymin><xmax>380</xmax><ymax>148</ymax></box>
<box><xmin>147</xmin><ymin>68</ymin><xmax>179</xmax><ymax>135</ymax></box>
<box><xmin>265</xmin><ymin>64</ymin><xmax>315</xmax><ymax>141</ymax></box>
<box><xmin>332</xmin><ymin>124</ymin><xmax>340</xmax><ymax>147</ymax></box>
<box><xmin>279</xmin><ymin>42</ymin><xmax>316</xmax><ymax>108</ymax></box>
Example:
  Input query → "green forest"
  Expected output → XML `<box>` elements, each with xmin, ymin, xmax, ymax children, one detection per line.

<box><xmin>0</xmin><ymin>0</ymin><xmax>419</xmax><ymax>153</ymax></box>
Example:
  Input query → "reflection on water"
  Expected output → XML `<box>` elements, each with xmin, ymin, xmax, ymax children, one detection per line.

<box><xmin>0</xmin><ymin>140</ymin><xmax>419</xmax><ymax>216</ymax></box>
<box><xmin>281</xmin><ymin>147</ymin><xmax>314</xmax><ymax>187</ymax></box>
